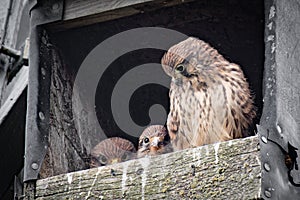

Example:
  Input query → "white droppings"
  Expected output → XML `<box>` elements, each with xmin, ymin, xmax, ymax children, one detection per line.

<box><xmin>214</xmin><ymin>143</ymin><xmax>220</xmax><ymax>164</ymax></box>
<box><xmin>85</xmin><ymin>167</ymin><xmax>100</xmax><ymax>200</ymax></box>
<box><xmin>139</xmin><ymin>157</ymin><xmax>150</xmax><ymax>200</ymax></box>
<box><xmin>67</xmin><ymin>173</ymin><xmax>73</xmax><ymax>184</ymax></box>
<box><xmin>255</xmin><ymin>155</ymin><xmax>261</xmax><ymax>166</ymax></box>
<box><xmin>271</xmin><ymin>64</ymin><xmax>275</xmax><ymax>70</ymax></box>
<box><xmin>267</xmin><ymin>22</ymin><xmax>273</xmax><ymax>30</ymax></box>
<box><xmin>159</xmin><ymin>181</ymin><xmax>162</xmax><ymax>191</ymax></box>
<box><xmin>192</xmin><ymin>148</ymin><xmax>196</xmax><ymax>160</ymax></box>
<box><xmin>271</xmin><ymin>43</ymin><xmax>276</xmax><ymax>53</ymax></box>
<box><xmin>192</xmin><ymin>146</ymin><xmax>202</xmax><ymax>166</ymax></box>
<box><xmin>276</xmin><ymin>124</ymin><xmax>282</xmax><ymax>134</ymax></box>
<box><xmin>269</xmin><ymin>6</ymin><xmax>276</xmax><ymax>19</ymax></box>
<box><xmin>228</xmin><ymin>140</ymin><xmax>233</xmax><ymax>146</ymax></box>
<box><xmin>121</xmin><ymin>162</ymin><xmax>130</xmax><ymax>195</ymax></box>
<box><xmin>267</xmin><ymin>35</ymin><xmax>274</xmax><ymax>41</ymax></box>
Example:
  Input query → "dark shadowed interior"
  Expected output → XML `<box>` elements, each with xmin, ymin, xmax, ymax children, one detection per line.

<box><xmin>45</xmin><ymin>0</ymin><xmax>264</xmax><ymax>176</ymax></box>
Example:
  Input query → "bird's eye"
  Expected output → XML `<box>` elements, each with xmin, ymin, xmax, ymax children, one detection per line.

<box><xmin>175</xmin><ymin>64</ymin><xmax>185</xmax><ymax>72</ymax></box>
<box><xmin>98</xmin><ymin>154</ymin><xmax>107</xmax><ymax>165</ymax></box>
<box><xmin>121</xmin><ymin>153</ymin><xmax>128</xmax><ymax>161</ymax></box>
<box><xmin>143</xmin><ymin>137</ymin><xmax>150</xmax><ymax>144</ymax></box>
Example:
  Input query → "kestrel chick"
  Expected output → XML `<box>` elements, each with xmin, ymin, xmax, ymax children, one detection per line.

<box><xmin>137</xmin><ymin>125</ymin><xmax>172</xmax><ymax>158</ymax></box>
<box><xmin>90</xmin><ymin>137</ymin><xmax>136</xmax><ymax>167</ymax></box>
<box><xmin>162</xmin><ymin>37</ymin><xmax>256</xmax><ymax>151</ymax></box>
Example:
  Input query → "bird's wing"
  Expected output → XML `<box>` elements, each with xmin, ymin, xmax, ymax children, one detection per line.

<box><xmin>204</xmin><ymin>83</ymin><xmax>232</xmax><ymax>143</ymax></box>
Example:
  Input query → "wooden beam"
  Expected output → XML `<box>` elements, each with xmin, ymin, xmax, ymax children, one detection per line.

<box><xmin>35</xmin><ymin>136</ymin><xmax>261</xmax><ymax>199</ymax></box>
<box><xmin>63</xmin><ymin>0</ymin><xmax>154</xmax><ymax>20</ymax></box>
<box><xmin>0</xmin><ymin>66</ymin><xmax>28</xmax><ymax>124</ymax></box>
<box><xmin>48</xmin><ymin>0</ymin><xmax>195</xmax><ymax>31</ymax></box>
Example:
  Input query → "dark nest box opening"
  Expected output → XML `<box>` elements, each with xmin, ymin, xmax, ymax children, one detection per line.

<box><xmin>39</xmin><ymin>0</ymin><xmax>264</xmax><ymax>178</ymax></box>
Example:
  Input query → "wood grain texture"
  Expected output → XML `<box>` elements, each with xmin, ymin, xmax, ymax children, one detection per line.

<box><xmin>0</xmin><ymin>0</ymin><xmax>27</xmax><ymax>106</ymax></box>
<box><xmin>0</xmin><ymin>0</ymin><xmax>29</xmax><ymax>197</ymax></box>
<box><xmin>64</xmin><ymin>0</ymin><xmax>153</xmax><ymax>20</ymax></box>
<box><xmin>0</xmin><ymin>0</ymin><xmax>9</xmax><ymax>43</ymax></box>
<box><xmin>63</xmin><ymin>0</ymin><xmax>195</xmax><ymax>20</ymax></box>
<box><xmin>39</xmin><ymin>46</ymin><xmax>88</xmax><ymax>179</ymax></box>
<box><xmin>36</xmin><ymin>136</ymin><xmax>261</xmax><ymax>199</ymax></box>
<box><xmin>0</xmin><ymin>66</ymin><xmax>28</xmax><ymax>124</ymax></box>
<box><xmin>50</xmin><ymin>0</ymin><xmax>194</xmax><ymax>31</ymax></box>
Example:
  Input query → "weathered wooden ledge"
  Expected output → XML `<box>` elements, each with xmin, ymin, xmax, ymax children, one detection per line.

<box><xmin>35</xmin><ymin>136</ymin><xmax>261</xmax><ymax>199</ymax></box>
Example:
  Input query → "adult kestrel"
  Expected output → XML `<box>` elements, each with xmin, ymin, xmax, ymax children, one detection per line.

<box><xmin>161</xmin><ymin>37</ymin><xmax>256</xmax><ymax>151</ymax></box>
<box><xmin>137</xmin><ymin>125</ymin><xmax>172</xmax><ymax>158</ymax></box>
<box><xmin>89</xmin><ymin>137</ymin><xmax>136</xmax><ymax>167</ymax></box>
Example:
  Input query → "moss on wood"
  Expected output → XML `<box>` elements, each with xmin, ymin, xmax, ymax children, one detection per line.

<box><xmin>36</xmin><ymin>136</ymin><xmax>261</xmax><ymax>199</ymax></box>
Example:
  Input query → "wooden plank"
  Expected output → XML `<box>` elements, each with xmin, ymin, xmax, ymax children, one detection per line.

<box><xmin>49</xmin><ymin>0</ymin><xmax>195</xmax><ymax>31</ymax></box>
<box><xmin>0</xmin><ymin>0</ymin><xmax>10</xmax><ymax>105</ymax></box>
<box><xmin>4</xmin><ymin>0</ymin><xmax>27</xmax><ymax>48</ymax></box>
<box><xmin>0</xmin><ymin>0</ymin><xmax>29</xmax><ymax>198</ymax></box>
<box><xmin>0</xmin><ymin>66</ymin><xmax>28</xmax><ymax>124</ymax></box>
<box><xmin>63</xmin><ymin>0</ymin><xmax>153</xmax><ymax>20</ymax></box>
<box><xmin>36</xmin><ymin>136</ymin><xmax>261</xmax><ymax>199</ymax></box>
<box><xmin>0</xmin><ymin>0</ymin><xmax>9</xmax><ymax>43</ymax></box>
<box><xmin>0</xmin><ymin>0</ymin><xmax>28</xmax><ymax>106</ymax></box>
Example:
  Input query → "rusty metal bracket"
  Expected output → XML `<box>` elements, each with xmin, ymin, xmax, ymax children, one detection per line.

<box><xmin>24</xmin><ymin>27</ymin><xmax>53</xmax><ymax>182</ymax></box>
<box><xmin>24</xmin><ymin>0</ymin><xmax>64</xmax><ymax>183</ymax></box>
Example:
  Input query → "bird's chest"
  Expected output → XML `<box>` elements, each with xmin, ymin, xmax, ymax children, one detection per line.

<box><xmin>170</xmin><ymin>80</ymin><xmax>227</xmax><ymax>132</ymax></box>
<box><xmin>171</xmin><ymin>81</ymin><xmax>206</xmax><ymax>131</ymax></box>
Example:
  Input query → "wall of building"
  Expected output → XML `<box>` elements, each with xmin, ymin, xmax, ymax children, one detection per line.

<box><xmin>0</xmin><ymin>0</ymin><xmax>29</xmax><ymax>199</ymax></box>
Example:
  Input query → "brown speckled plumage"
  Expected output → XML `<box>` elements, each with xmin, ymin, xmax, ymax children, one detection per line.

<box><xmin>90</xmin><ymin>137</ymin><xmax>136</xmax><ymax>167</ymax></box>
<box><xmin>162</xmin><ymin>37</ymin><xmax>256</xmax><ymax>151</ymax></box>
<box><xmin>137</xmin><ymin>125</ymin><xmax>172</xmax><ymax>158</ymax></box>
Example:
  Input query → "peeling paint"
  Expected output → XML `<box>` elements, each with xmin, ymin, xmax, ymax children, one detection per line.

<box><xmin>214</xmin><ymin>143</ymin><xmax>220</xmax><ymax>164</ymax></box>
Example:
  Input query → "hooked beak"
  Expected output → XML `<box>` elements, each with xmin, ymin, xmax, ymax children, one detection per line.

<box><xmin>150</xmin><ymin>146</ymin><xmax>159</xmax><ymax>151</ymax></box>
<box><xmin>149</xmin><ymin>137</ymin><xmax>160</xmax><ymax>152</ymax></box>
